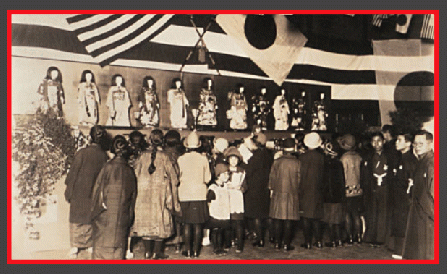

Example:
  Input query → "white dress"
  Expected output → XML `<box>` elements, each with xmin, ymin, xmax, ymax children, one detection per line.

<box><xmin>106</xmin><ymin>86</ymin><xmax>131</xmax><ymax>127</ymax></box>
<box><xmin>167</xmin><ymin>88</ymin><xmax>189</xmax><ymax>129</ymax></box>
<box><xmin>273</xmin><ymin>95</ymin><xmax>290</xmax><ymax>130</ymax></box>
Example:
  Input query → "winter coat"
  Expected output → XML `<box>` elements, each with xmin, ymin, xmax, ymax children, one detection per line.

<box><xmin>131</xmin><ymin>149</ymin><xmax>180</xmax><ymax>238</ymax></box>
<box><xmin>177</xmin><ymin>151</ymin><xmax>211</xmax><ymax>201</ymax></box>
<box><xmin>299</xmin><ymin>149</ymin><xmax>325</xmax><ymax>219</ymax></box>
<box><xmin>403</xmin><ymin>150</ymin><xmax>434</xmax><ymax>260</ymax></box>
<box><xmin>268</xmin><ymin>154</ymin><xmax>301</xmax><ymax>220</ymax></box>
<box><xmin>322</xmin><ymin>155</ymin><xmax>346</xmax><ymax>204</ymax></box>
<box><xmin>90</xmin><ymin>156</ymin><xmax>137</xmax><ymax>256</ymax></box>
<box><xmin>243</xmin><ymin>147</ymin><xmax>274</xmax><ymax>219</ymax></box>
<box><xmin>64</xmin><ymin>143</ymin><xmax>108</xmax><ymax>224</ymax></box>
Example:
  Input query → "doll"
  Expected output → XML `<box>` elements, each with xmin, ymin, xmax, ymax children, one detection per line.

<box><xmin>137</xmin><ymin>76</ymin><xmax>159</xmax><ymax>127</ymax></box>
<box><xmin>272</xmin><ymin>88</ymin><xmax>290</xmax><ymax>131</ymax></box>
<box><xmin>37</xmin><ymin>66</ymin><xmax>65</xmax><ymax>117</ymax></box>
<box><xmin>226</xmin><ymin>84</ymin><xmax>248</xmax><ymax>130</ymax></box>
<box><xmin>311</xmin><ymin>93</ymin><xmax>328</xmax><ymax>131</ymax></box>
<box><xmin>77</xmin><ymin>70</ymin><xmax>100</xmax><ymax>126</ymax></box>
<box><xmin>197</xmin><ymin>78</ymin><xmax>218</xmax><ymax>127</ymax></box>
<box><xmin>106</xmin><ymin>74</ymin><xmax>131</xmax><ymax>127</ymax></box>
<box><xmin>252</xmin><ymin>86</ymin><xmax>270</xmax><ymax>131</ymax></box>
<box><xmin>290</xmin><ymin>90</ymin><xmax>307</xmax><ymax>131</ymax></box>
<box><xmin>167</xmin><ymin>78</ymin><xmax>189</xmax><ymax>129</ymax></box>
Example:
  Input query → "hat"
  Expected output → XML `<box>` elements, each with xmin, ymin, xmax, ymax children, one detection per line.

<box><xmin>304</xmin><ymin>132</ymin><xmax>322</xmax><ymax>149</ymax></box>
<box><xmin>283</xmin><ymin>138</ymin><xmax>296</xmax><ymax>152</ymax></box>
<box><xmin>254</xmin><ymin>133</ymin><xmax>267</xmax><ymax>146</ymax></box>
<box><xmin>223</xmin><ymin>146</ymin><xmax>242</xmax><ymax>160</ymax></box>
<box><xmin>214</xmin><ymin>163</ymin><xmax>229</xmax><ymax>178</ymax></box>
<box><xmin>183</xmin><ymin>130</ymin><xmax>201</xmax><ymax>148</ymax></box>
<box><xmin>214</xmin><ymin>138</ymin><xmax>229</xmax><ymax>153</ymax></box>
<box><xmin>338</xmin><ymin>134</ymin><xmax>356</xmax><ymax>151</ymax></box>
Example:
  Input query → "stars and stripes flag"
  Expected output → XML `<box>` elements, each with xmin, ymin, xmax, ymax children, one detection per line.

<box><xmin>66</xmin><ymin>14</ymin><xmax>174</xmax><ymax>66</ymax></box>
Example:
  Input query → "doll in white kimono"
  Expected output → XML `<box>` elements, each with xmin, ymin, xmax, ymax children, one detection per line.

<box><xmin>197</xmin><ymin>78</ymin><xmax>218</xmax><ymax>127</ymax></box>
<box><xmin>167</xmin><ymin>78</ymin><xmax>189</xmax><ymax>129</ymax></box>
<box><xmin>106</xmin><ymin>74</ymin><xmax>131</xmax><ymax>127</ymax></box>
<box><xmin>273</xmin><ymin>88</ymin><xmax>290</xmax><ymax>131</ymax></box>
<box><xmin>226</xmin><ymin>84</ymin><xmax>248</xmax><ymax>130</ymax></box>
<box><xmin>37</xmin><ymin>66</ymin><xmax>65</xmax><ymax>117</ymax></box>
<box><xmin>311</xmin><ymin>93</ymin><xmax>328</xmax><ymax>131</ymax></box>
<box><xmin>137</xmin><ymin>76</ymin><xmax>159</xmax><ymax>127</ymax></box>
<box><xmin>77</xmin><ymin>70</ymin><xmax>100</xmax><ymax>126</ymax></box>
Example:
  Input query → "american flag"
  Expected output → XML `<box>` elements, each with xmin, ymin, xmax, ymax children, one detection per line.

<box><xmin>66</xmin><ymin>14</ymin><xmax>174</xmax><ymax>66</ymax></box>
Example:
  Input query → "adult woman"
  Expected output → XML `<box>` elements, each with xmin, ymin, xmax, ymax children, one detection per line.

<box><xmin>37</xmin><ymin>66</ymin><xmax>65</xmax><ymax>116</ymax></box>
<box><xmin>137</xmin><ymin>76</ymin><xmax>160</xmax><ymax>127</ymax></box>
<box><xmin>91</xmin><ymin>136</ymin><xmax>137</xmax><ymax>260</ymax></box>
<box><xmin>77</xmin><ymin>70</ymin><xmax>100</xmax><ymax>126</ymax></box>
<box><xmin>106</xmin><ymin>74</ymin><xmax>131</xmax><ymax>127</ymax></box>
<box><xmin>131</xmin><ymin>130</ymin><xmax>180</xmax><ymax>259</ymax></box>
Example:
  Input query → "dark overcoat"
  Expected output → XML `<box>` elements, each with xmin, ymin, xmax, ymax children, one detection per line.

<box><xmin>91</xmin><ymin>156</ymin><xmax>137</xmax><ymax>260</ymax></box>
<box><xmin>243</xmin><ymin>148</ymin><xmax>274</xmax><ymax>219</ymax></box>
<box><xmin>268</xmin><ymin>154</ymin><xmax>301</xmax><ymax>220</ymax></box>
<box><xmin>299</xmin><ymin>149</ymin><xmax>325</xmax><ymax>219</ymax></box>
<box><xmin>403</xmin><ymin>151</ymin><xmax>434</xmax><ymax>260</ymax></box>
<box><xmin>64</xmin><ymin>143</ymin><xmax>108</xmax><ymax>224</ymax></box>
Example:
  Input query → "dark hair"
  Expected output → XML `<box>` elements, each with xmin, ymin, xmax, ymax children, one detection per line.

<box><xmin>129</xmin><ymin>130</ymin><xmax>147</xmax><ymax>148</ymax></box>
<box><xmin>90</xmin><ymin>125</ymin><xmax>106</xmax><ymax>144</ymax></box>
<box><xmin>80</xmin><ymin>70</ymin><xmax>96</xmax><ymax>83</ymax></box>
<box><xmin>236</xmin><ymin>83</ymin><xmax>244</xmax><ymax>90</ymax></box>
<box><xmin>397</xmin><ymin>132</ymin><xmax>414</xmax><ymax>143</ymax></box>
<box><xmin>414</xmin><ymin>130</ymin><xmax>434</xmax><ymax>142</ymax></box>
<box><xmin>111</xmin><ymin>135</ymin><xmax>128</xmax><ymax>155</ymax></box>
<box><xmin>148</xmin><ymin>129</ymin><xmax>164</xmax><ymax>174</ymax></box>
<box><xmin>142</xmin><ymin>76</ymin><xmax>156</xmax><ymax>90</ymax></box>
<box><xmin>45</xmin><ymin>66</ymin><xmax>62</xmax><ymax>83</ymax></box>
<box><xmin>171</xmin><ymin>78</ymin><xmax>183</xmax><ymax>89</ymax></box>
<box><xmin>371</xmin><ymin>131</ymin><xmax>385</xmax><ymax>141</ymax></box>
<box><xmin>382</xmin><ymin>124</ymin><xmax>395</xmax><ymax>137</ymax></box>
<box><xmin>111</xmin><ymin>74</ymin><xmax>126</xmax><ymax>87</ymax></box>
<box><xmin>202</xmin><ymin>78</ymin><xmax>213</xmax><ymax>89</ymax></box>
<box><xmin>164</xmin><ymin>130</ymin><xmax>181</xmax><ymax>148</ymax></box>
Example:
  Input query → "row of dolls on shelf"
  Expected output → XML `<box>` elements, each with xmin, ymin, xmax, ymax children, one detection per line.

<box><xmin>36</xmin><ymin>66</ymin><xmax>328</xmax><ymax>131</ymax></box>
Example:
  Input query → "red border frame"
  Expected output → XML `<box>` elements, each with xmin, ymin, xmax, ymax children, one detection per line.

<box><xmin>7</xmin><ymin>10</ymin><xmax>439</xmax><ymax>265</ymax></box>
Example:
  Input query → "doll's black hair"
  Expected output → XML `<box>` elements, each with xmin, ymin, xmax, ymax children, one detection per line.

<box><xmin>111</xmin><ymin>74</ymin><xmax>126</xmax><ymax>87</ymax></box>
<box><xmin>142</xmin><ymin>76</ymin><xmax>156</xmax><ymax>90</ymax></box>
<box><xmin>45</xmin><ymin>66</ymin><xmax>62</xmax><ymax>83</ymax></box>
<box><xmin>80</xmin><ymin>70</ymin><xmax>96</xmax><ymax>83</ymax></box>
<box><xmin>171</xmin><ymin>78</ymin><xmax>184</xmax><ymax>89</ymax></box>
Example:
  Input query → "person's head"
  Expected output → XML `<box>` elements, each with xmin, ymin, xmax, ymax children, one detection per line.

<box><xmin>164</xmin><ymin>130</ymin><xmax>181</xmax><ymax>148</ymax></box>
<box><xmin>183</xmin><ymin>130</ymin><xmax>201</xmax><ymax>150</ymax></box>
<box><xmin>111</xmin><ymin>135</ymin><xmax>129</xmax><ymax>156</ymax></box>
<box><xmin>381</xmin><ymin>124</ymin><xmax>395</xmax><ymax>142</ymax></box>
<box><xmin>142</xmin><ymin>76</ymin><xmax>156</xmax><ymax>89</ymax></box>
<box><xmin>149</xmin><ymin>129</ymin><xmax>164</xmax><ymax>147</ymax></box>
<box><xmin>283</xmin><ymin>138</ymin><xmax>296</xmax><ymax>153</ymax></box>
<box><xmin>224</xmin><ymin>146</ymin><xmax>242</xmax><ymax>167</ymax></box>
<box><xmin>395</xmin><ymin>133</ymin><xmax>413</xmax><ymax>152</ymax></box>
<box><xmin>213</xmin><ymin>138</ymin><xmax>229</xmax><ymax>154</ymax></box>
<box><xmin>203</xmin><ymin>78</ymin><xmax>213</xmax><ymax>89</ymax></box>
<box><xmin>112</xmin><ymin>74</ymin><xmax>125</xmax><ymax>87</ymax></box>
<box><xmin>46</xmin><ymin>66</ymin><xmax>62</xmax><ymax>83</ymax></box>
<box><xmin>338</xmin><ymin>134</ymin><xmax>356</xmax><ymax>151</ymax></box>
<box><xmin>215</xmin><ymin>163</ymin><xmax>230</xmax><ymax>186</ymax></box>
<box><xmin>252</xmin><ymin>133</ymin><xmax>267</xmax><ymax>149</ymax></box>
<box><xmin>371</xmin><ymin>132</ymin><xmax>385</xmax><ymax>153</ymax></box>
<box><xmin>90</xmin><ymin>125</ymin><xmax>106</xmax><ymax>143</ymax></box>
<box><xmin>129</xmin><ymin>130</ymin><xmax>147</xmax><ymax>151</ymax></box>
<box><xmin>260</xmin><ymin>86</ymin><xmax>267</xmax><ymax>94</ymax></box>
<box><xmin>172</xmin><ymin>78</ymin><xmax>183</xmax><ymax>89</ymax></box>
<box><xmin>413</xmin><ymin>130</ymin><xmax>433</xmax><ymax>156</ymax></box>
<box><xmin>80</xmin><ymin>70</ymin><xmax>96</xmax><ymax>83</ymax></box>
<box><xmin>236</xmin><ymin>83</ymin><xmax>244</xmax><ymax>93</ymax></box>
<box><xmin>303</xmin><ymin>132</ymin><xmax>322</xmax><ymax>150</ymax></box>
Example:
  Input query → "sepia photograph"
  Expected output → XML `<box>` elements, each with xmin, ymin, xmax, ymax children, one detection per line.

<box><xmin>9</xmin><ymin>11</ymin><xmax>437</xmax><ymax>263</ymax></box>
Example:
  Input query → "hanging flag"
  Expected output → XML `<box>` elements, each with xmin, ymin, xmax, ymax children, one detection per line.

<box><xmin>372</xmin><ymin>14</ymin><xmax>390</xmax><ymax>27</ymax></box>
<box><xmin>420</xmin><ymin>14</ymin><xmax>435</xmax><ymax>40</ymax></box>
<box><xmin>372</xmin><ymin>14</ymin><xmax>413</xmax><ymax>34</ymax></box>
<box><xmin>216</xmin><ymin>14</ymin><xmax>307</xmax><ymax>86</ymax></box>
<box><xmin>66</xmin><ymin>14</ymin><xmax>174</xmax><ymax>66</ymax></box>
<box><xmin>395</xmin><ymin>14</ymin><xmax>413</xmax><ymax>34</ymax></box>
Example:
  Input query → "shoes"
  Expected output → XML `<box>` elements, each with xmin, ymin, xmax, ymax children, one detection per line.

<box><xmin>235</xmin><ymin>249</ymin><xmax>243</xmax><ymax>254</ymax></box>
<box><xmin>269</xmin><ymin>237</ymin><xmax>275</xmax><ymax>244</ymax></box>
<box><xmin>356</xmin><ymin>234</ymin><xmax>363</xmax><ymax>244</ymax></box>
<box><xmin>283</xmin><ymin>244</ymin><xmax>295</xmax><ymax>251</ymax></box>
<box><xmin>300</xmin><ymin>243</ymin><xmax>312</xmax><ymax>249</ymax></box>
<box><xmin>214</xmin><ymin>249</ymin><xmax>227</xmax><ymax>256</ymax></box>
<box><xmin>125</xmin><ymin>250</ymin><xmax>134</xmax><ymax>259</ymax></box>
<box><xmin>274</xmin><ymin>243</ymin><xmax>282</xmax><ymax>249</ymax></box>
<box><xmin>68</xmin><ymin>247</ymin><xmax>79</xmax><ymax>259</ymax></box>
<box><xmin>369</xmin><ymin>242</ymin><xmax>383</xmax><ymax>248</ymax></box>
<box><xmin>313</xmin><ymin>242</ymin><xmax>323</xmax><ymax>249</ymax></box>
<box><xmin>182</xmin><ymin>250</ymin><xmax>191</xmax><ymax>258</ymax></box>
<box><xmin>252</xmin><ymin>240</ymin><xmax>265</xmax><ymax>247</ymax></box>
<box><xmin>392</xmin><ymin>254</ymin><xmax>403</xmax><ymax>260</ymax></box>
<box><xmin>175</xmin><ymin>244</ymin><xmax>182</xmax><ymax>253</ymax></box>
<box><xmin>346</xmin><ymin>237</ymin><xmax>354</xmax><ymax>245</ymax></box>
<box><xmin>192</xmin><ymin>251</ymin><xmax>200</xmax><ymax>258</ymax></box>
<box><xmin>336</xmin><ymin>240</ymin><xmax>343</xmax><ymax>247</ymax></box>
<box><xmin>325</xmin><ymin>241</ymin><xmax>337</xmax><ymax>248</ymax></box>
<box><xmin>151</xmin><ymin>253</ymin><xmax>169</xmax><ymax>260</ymax></box>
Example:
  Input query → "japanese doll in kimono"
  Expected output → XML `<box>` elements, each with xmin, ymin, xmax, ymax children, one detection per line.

<box><xmin>77</xmin><ymin>70</ymin><xmax>100</xmax><ymax>126</ymax></box>
<box><xmin>106</xmin><ymin>74</ymin><xmax>132</xmax><ymax>127</ymax></box>
<box><xmin>251</xmin><ymin>86</ymin><xmax>270</xmax><ymax>131</ymax></box>
<box><xmin>272</xmin><ymin>88</ymin><xmax>290</xmax><ymax>131</ymax></box>
<box><xmin>137</xmin><ymin>76</ymin><xmax>159</xmax><ymax>127</ymax></box>
<box><xmin>311</xmin><ymin>93</ymin><xmax>328</xmax><ymax>131</ymax></box>
<box><xmin>167</xmin><ymin>78</ymin><xmax>189</xmax><ymax>129</ymax></box>
<box><xmin>290</xmin><ymin>90</ymin><xmax>307</xmax><ymax>131</ymax></box>
<box><xmin>37</xmin><ymin>66</ymin><xmax>65</xmax><ymax>117</ymax></box>
<box><xmin>197</xmin><ymin>78</ymin><xmax>218</xmax><ymax>127</ymax></box>
<box><xmin>226</xmin><ymin>84</ymin><xmax>248</xmax><ymax>130</ymax></box>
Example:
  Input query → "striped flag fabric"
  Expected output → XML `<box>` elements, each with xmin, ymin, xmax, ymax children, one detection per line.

<box><xmin>66</xmin><ymin>14</ymin><xmax>174</xmax><ymax>66</ymax></box>
<box><xmin>372</xmin><ymin>14</ymin><xmax>413</xmax><ymax>34</ymax></box>
<box><xmin>420</xmin><ymin>14</ymin><xmax>435</xmax><ymax>40</ymax></box>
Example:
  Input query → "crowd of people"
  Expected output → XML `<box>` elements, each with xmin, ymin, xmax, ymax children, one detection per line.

<box><xmin>64</xmin><ymin>124</ymin><xmax>435</xmax><ymax>260</ymax></box>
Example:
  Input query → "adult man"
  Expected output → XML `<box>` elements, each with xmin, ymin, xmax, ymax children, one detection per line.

<box><xmin>402</xmin><ymin>130</ymin><xmax>435</xmax><ymax>260</ymax></box>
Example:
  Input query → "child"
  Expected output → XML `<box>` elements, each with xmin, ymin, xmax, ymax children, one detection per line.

<box><xmin>223</xmin><ymin>146</ymin><xmax>247</xmax><ymax>253</ymax></box>
<box><xmin>206</xmin><ymin>163</ymin><xmax>232</xmax><ymax>255</ymax></box>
